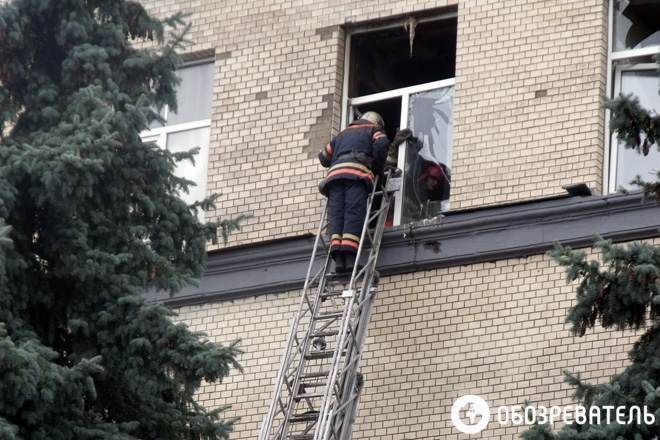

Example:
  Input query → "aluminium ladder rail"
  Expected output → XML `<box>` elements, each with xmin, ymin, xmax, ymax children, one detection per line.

<box><xmin>259</xmin><ymin>170</ymin><xmax>400</xmax><ymax>440</ymax></box>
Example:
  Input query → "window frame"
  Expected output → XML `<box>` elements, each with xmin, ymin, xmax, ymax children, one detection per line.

<box><xmin>609</xmin><ymin>62</ymin><xmax>659</xmax><ymax>192</ymax></box>
<box><xmin>141</xmin><ymin>118</ymin><xmax>212</xmax><ymax>150</ymax></box>
<box><xmin>345</xmin><ymin>79</ymin><xmax>455</xmax><ymax>225</ymax></box>
<box><xmin>604</xmin><ymin>0</ymin><xmax>660</xmax><ymax>193</ymax></box>
<box><xmin>341</xmin><ymin>12</ymin><xmax>457</xmax><ymax>226</ymax></box>
<box><xmin>140</xmin><ymin>59</ymin><xmax>214</xmax><ymax>208</ymax></box>
<box><xmin>340</xmin><ymin>10</ymin><xmax>458</xmax><ymax>126</ymax></box>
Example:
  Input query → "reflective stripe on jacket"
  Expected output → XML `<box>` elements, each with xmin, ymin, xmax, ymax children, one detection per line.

<box><xmin>318</xmin><ymin>119</ymin><xmax>390</xmax><ymax>195</ymax></box>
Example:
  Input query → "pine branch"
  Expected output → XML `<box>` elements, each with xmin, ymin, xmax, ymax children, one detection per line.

<box><xmin>631</xmin><ymin>173</ymin><xmax>660</xmax><ymax>201</ymax></box>
<box><xmin>607</xmin><ymin>93</ymin><xmax>660</xmax><ymax>156</ymax></box>
<box><xmin>0</xmin><ymin>1</ymin><xmax>242</xmax><ymax>437</ymax></box>
<box><xmin>551</xmin><ymin>237</ymin><xmax>660</xmax><ymax>336</ymax></box>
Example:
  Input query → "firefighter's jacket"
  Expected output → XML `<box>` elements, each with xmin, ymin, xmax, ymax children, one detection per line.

<box><xmin>318</xmin><ymin>119</ymin><xmax>390</xmax><ymax>195</ymax></box>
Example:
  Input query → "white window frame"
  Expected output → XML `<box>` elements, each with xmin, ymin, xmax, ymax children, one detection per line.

<box><xmin>341</xmin><ymin>13</ymin><xmax>457</xmax><ymax>226</ymax></box>
<box><xmin>605</xmin><ymin>0</ymin><xmax>660</xmax><ymax>193</ymax></box>
<box><xmin>609</xmin><ymin>62</ymin><xmax>659</xmax><ymax>192</ymax></box>
<box><xmin>345</xmin><ymin>79</ymin><xmax>455</xmax><ymax>225</ymax></box>
<box><xmin>141</xmin><ymin>119</ymin><xmax>212</xmax><ymax>150</ymax></box>
<box><xmin>140</xmin><ymin>59</ymin><xmax>214</xmax><ymax>207</ymax></box>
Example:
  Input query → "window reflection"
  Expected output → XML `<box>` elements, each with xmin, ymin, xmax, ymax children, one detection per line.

<box><xmin>615</xmin><ymin>70</ymin><xmax>660</xmax><ymax>189</ymax></box>
<box><xmin>166</xmin><ymin>127</ymin><xmax>211</xmax><ymax>206</ymax></box>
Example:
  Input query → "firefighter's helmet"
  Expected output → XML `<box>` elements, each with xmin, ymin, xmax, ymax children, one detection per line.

<box><xmin>361</xmin><ymin>111</ymin><xmax>384</xmax><ymax>129</ymax></box>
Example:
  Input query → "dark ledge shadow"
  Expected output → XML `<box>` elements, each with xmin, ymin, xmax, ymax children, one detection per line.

<box><xmin>145</xmin><ymin>192</ymin><xmax>660</xmax><ymax>307</ymax></box>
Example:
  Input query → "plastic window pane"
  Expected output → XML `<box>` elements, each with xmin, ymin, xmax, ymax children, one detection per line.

<box><xmin>167</xmin><ymin>63</ymin><xmax>214</xmax><ymax>125</ymax></box>
<box><xmin>615</xmin><ymin>70</ymin><xmax>660</xmax><ymax>189</ymax></box>
<box><xmin>401</xmin><ymin>86</ymin><xmax>454</xmax><ymax>223</ymax></box>
<box><xmin>165</xmin><ymin>126</ymin><xmax>211</xmax><ymax>207</ymax></box>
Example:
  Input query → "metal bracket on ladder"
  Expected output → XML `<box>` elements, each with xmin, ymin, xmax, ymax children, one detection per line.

<box><xmin>341</xmin><ymin>289</ymin><xmax>354</xmax><ymax>298</ymax></box>
<box><xmin>258</xmin><ymin>170</ymin><xmax>399</xmax><ymax>440</ymax></box>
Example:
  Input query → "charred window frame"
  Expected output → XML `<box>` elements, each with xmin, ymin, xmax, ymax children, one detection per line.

<box><xmin>605</xmin><ymin>0</ymin><xmax>660</xmax><ymax>193</ymax></box>
<box><xmin>141</xmin><ymin>59</ymin><xmax>214</xmax><ymax>212</ymax></box>
<box><xmin>342</xmin><ymin>11</ymin><xmax>457</xmax><ymax>226</ymax></box>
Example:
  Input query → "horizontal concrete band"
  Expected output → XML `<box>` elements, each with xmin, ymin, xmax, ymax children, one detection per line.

<box><xmin>146</xmin><ymin>193</ymin><xmax>660</xmax><ymax>307</ymax></box>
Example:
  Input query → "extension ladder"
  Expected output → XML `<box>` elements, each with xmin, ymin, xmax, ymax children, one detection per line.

<box><xmin>259</xmin><ymin>170</ymin><xmax>400</xmax><ymax>440</ymax></box>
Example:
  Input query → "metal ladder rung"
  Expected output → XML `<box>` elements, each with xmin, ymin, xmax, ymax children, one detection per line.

<box><xmin>305</xmin><ymin>349</ymin><xmax>343</xmax><ymax>360</ymax></box>
<box><xmin>314</xmin><ymin>312</ymin><xmax>343</xmax><ymax>320</ymax></box>
<box><xmin>320</xmin><ymin>290</ymin><xmax>344</xmax><ymax>299</ymax></box>
<box><xmin>301</xmin><ymin>371</ymin><xmax>329</xmax><ymax>379</ymax></box>
<box><xmin>298</xmin><ymin>381</ymin><xmax>327</xmax><ymax>388</ymax></box>
<box><xmin>294</xmin><ymin>392</ymin><xmax>325</xmax><ymax>400</ymax></box>
<box><xmin>289</xmin><ymin>435</ymin><xmax>314</xmax><ymax>440</ymax></box>
<box><xmin>311</xmin><ymin>330</ymin><xmax>339</xmax><ymax>338</ymax></box>
<box><xmin>289</xmin><ymin>412</ymin><xmax>320</xmax><ymax>423</ymax></box>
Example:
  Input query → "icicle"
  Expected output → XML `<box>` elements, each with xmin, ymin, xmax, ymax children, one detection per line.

<box><xmin>404</xmin><ymin>17</ymin><xmax>418</xmax><ymax>57</ymax></box>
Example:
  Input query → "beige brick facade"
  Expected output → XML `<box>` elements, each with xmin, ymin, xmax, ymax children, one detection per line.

<box><xmin>136</xmin><ymin>0</ymin><xmax>655</xmax><ymax>438</ymax></box>
<box><xmin>141</xmin><ymin>0</ymin><xmax>609</xmax><ymax>248</ymax></box>
<box><xmin>451</xmin><ymin>0</ymin><xmax>608</xmax><ymax>209</ymax></box>
<box><xmin>177</xmin><ymin>250</ymin><xmax>639</xmax><ymax>439</ymax></box>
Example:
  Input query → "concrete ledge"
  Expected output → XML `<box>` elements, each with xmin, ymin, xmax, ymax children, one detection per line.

<box><xmin>145</xmin><ymin>193</ymin><xmax>660</xmax><ymax>307</ymax></box>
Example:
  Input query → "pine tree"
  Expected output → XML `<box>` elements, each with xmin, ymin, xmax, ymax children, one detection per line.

<box><xmin>0</xmin><ymin>1</ymin><xmax>242</xmax><ymax>438</ymax></box>
<box><xmin>522</xmin><ymin>61</ymin><xmax>660</xmax><ymax>438</ymax></box>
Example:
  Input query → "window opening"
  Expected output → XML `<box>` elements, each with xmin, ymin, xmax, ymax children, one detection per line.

<box><xmin>141</xmin><ymin>60</ymin><xmax>214</xmax><ymax>210</ymax></box>
<box><xmin>345</xmin><ymin>13</ymin><xmax>456</xmax><ymax>226</ymax></box>
<box><xmin>607</xmin><ymin>0</ymin><xmax>660</xmax><ymax>192</ymax></box>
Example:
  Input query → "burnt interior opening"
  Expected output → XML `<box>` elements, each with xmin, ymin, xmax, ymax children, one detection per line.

<box><xmin>353</xmin><ymin>98</ymin><xmax>401</xmax><ymax>140</ymax></box>
<box><xmin>347</xmin><ymin>15</ymin><xmax>457</xmax><ymax>222</ymax></box>
<box><xmin>617</xmin><ymin>0</ymin><xmax>660</xmax><ymax>49</ymax></box>
<box><xmin>349</xmin><ymin>17</ymin><xmax>457</xmax><ymax>98</ymax></box>
<box><xmin>348</xmin><ymin>17</ymin><xmax>457</xmax><ymax>137</ymax></box>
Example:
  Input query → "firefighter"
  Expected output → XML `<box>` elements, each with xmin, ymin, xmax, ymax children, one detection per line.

<box><xmin>318</xmin><ymin>111</ymin><xmax>411</xmax><ymax>273</ymax></box>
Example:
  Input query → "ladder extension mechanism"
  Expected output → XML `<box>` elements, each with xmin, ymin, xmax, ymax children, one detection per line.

<box><xmin>259</xmin><ymin>170</ymin><xmax>401</xmax><ymax>440</ymax></box>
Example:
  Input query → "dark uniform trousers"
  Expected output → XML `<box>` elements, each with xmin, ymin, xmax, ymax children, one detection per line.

<box><xmin>318</xmin><ymin>118</ymin><xmax>390</xmax><ymax>260</ymax></box>
<box><xmin>327</xmin><ymin>179</ymin><xmax>369</xmax><ymax>256</ymax></box>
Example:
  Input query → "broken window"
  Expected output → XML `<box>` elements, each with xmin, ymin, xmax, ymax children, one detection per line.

<box><xmin>344</xmin><ymin>11</ymin><xmax>457</xmax><ymax>225</ymax></box>
<box><xmin>403</xmin><ymin>86</ymin><xmax>453</xmax><ymax>222</ymax></box>
<box><xmin>608</xmin><ymin>1</ymin><xmax>660</xmax><ymax>191</ymax></box>
<box><xmin>613</xmin><ymin>0</ymin><xmax>660</xmax><ymax>52</ymax></box>
<box><xmin>142</xmin><ymin>60</ymin><xmax>214</xmax><ymax>209</ymax></box>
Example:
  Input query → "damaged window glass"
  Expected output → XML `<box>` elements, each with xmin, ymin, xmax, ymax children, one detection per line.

<box><xmin>613</xmin><ymin>0</ymin><xmax>660</xmax><ymax>51</ymax></box>
<box><xmin>401</xmin><ymin>86</ymin><xmax>453</xmax><ymax>223</ymax></box>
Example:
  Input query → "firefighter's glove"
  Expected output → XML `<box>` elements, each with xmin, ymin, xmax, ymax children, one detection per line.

<box><xmin>386</xmin><ymin>129</ymin><xmax>413</xmax><ymax>169</ymax></box>
<box><xmin>391</xmin><ymin>128</ymin><xmax>413</xmax><ymax>148</ymax></box>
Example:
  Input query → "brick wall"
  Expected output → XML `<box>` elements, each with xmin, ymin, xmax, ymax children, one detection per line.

<box><xmin>136</xmin><ymin>1</ymin><xmax>653</xmax><ymax>438</ymax></box>
<box><xmin>141</xmin><ymin>0</ymin><xmax>457</xmax><ymax>249</ymax></box>
<box><xmin>140</xmin><ymin>0</ymin><xmax>609</xmax><ymax>248</ymax></box>
<box><xmin>451</xmin><ymin>0</ymin><xmax>608</xmax><ymax>209</ymax></box>
<box><xmin>176</xmin><ymin>249</ymin><xmax>639</xmax><ymax>439</ymax></box>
